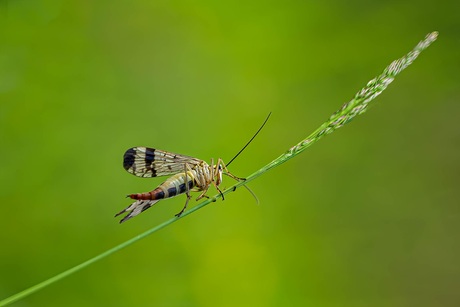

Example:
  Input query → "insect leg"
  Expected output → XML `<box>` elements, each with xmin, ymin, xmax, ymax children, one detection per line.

<box><xmin>218</xmin><ymin>158</ymin><xmax>259</xmax><ymax>204</ymax></box>
<box><xmin>208</xmin><ymin>158</ymin><xmax>225</xmax><ymax>200</ymax></box>
<box><xmin>175</xmin><ymin>163</ymin><xmax>193</xmax><ymax>217</ymax></box>
<box><xmin>196</xmin><ymin>187</ymin><xmax>212</xmax><ymax>201</ymax></box>
<box><xmin>219</xmin><ymin>158</ymin><xmax>245</xmax><ymax>181</ymax></box>
<box><xmin>213</xmin><ymin>184</ymin><xmax>225</xmax><ymax>201</ymax></box>
<box><xmin>175</xmin><ymin>194</ymin><xmax>191</xmax><ymax>217</ymax></box>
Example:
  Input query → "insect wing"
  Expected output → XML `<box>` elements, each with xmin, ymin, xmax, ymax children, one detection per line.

<box><xmin>123</xmin><ymin>147</ymin><xmax>203</xmax><ymax>178</ymax></box>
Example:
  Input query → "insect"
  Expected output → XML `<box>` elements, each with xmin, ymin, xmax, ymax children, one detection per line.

<box><xmin>115</xmin><ymin>113</ymin><xmax>270</xmax><ymax>223</ymax></box>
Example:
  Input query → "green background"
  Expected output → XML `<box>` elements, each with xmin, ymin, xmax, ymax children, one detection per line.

<box><xmin>1</xmin><ymin>1</ymin><xmax>459</xmax><ymax>306</ymax></box>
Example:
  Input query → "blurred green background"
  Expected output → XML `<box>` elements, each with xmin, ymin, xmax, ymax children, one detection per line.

<box><xmin>1</xmin><ymin>1</ymin><xmax>459</xmax><ymax>306</ymax></box>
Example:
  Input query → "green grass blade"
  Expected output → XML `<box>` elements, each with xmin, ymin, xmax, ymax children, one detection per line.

<box><xmin>0</xmin><ymin>31</ymin><xmax>438</xmax><ymax>307</ymax></box>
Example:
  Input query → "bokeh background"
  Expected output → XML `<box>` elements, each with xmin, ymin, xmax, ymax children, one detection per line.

<box><xmin>1</xmin><ymin>1</ymin><xmax>459</xmax><ymax>306</ymax></box>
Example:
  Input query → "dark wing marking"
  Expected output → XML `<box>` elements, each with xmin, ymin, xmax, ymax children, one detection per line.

<box><xmin>123</xmin><ymin>147</ymin><xmax>203</xmax><ymax>178</ymax></box>
<box><xmin>115</xmin><ymin>199</ymin><xmax>160</xmax><ymax>223</ymax></box>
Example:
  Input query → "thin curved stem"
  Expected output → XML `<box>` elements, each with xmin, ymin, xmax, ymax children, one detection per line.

<box><xmin>0</xmin><ymin>31</ymin><xmax>438</xmax><ymax>307</ymax></box>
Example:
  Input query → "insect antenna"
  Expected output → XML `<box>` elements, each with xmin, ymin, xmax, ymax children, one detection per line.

<box><xmin>226</xmin><ymin>112</ymin><xmax>271</xmax><ymax>167</ymax></box>
<box><xmin>224</xmin><ymin>112</ymin><xmax>271</xmax><ymax>205</ymax></box>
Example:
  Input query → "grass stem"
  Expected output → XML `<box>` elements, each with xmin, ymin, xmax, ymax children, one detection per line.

<box><xmin>0</xmin><ymin>31</ymin><xmax>438</xmax><ymax>307</ymax></box>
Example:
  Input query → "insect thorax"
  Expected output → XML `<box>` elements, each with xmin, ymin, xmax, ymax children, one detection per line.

<box><xmin>189</xmin><ymin>160</ymin><xmax>222</xmax><ymax>189</ymax></box>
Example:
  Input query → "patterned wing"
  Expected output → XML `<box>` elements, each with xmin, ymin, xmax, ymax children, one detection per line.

<box><xmin>123</xmin><ymin>147</ymin><xmax>203</xmax><ymax>178</ymax></box>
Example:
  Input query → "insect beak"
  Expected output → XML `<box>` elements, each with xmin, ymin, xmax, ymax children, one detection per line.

<box><xmin>216</xmin><ymin>168</ymin><xmax>223</xmax><ymax>186</ymax></box>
